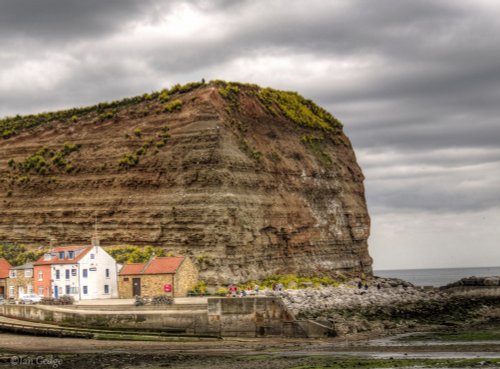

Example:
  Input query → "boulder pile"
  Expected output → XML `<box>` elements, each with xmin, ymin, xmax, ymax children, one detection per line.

<box><xmin>267</xmin><ymin>277</ymin><xmax>500</xmax><ymax>336</ymax></box>
<box><xmin>276</xmin><ymin>278</ymin><xmax>446</xmax><ymax>319</ymax></box>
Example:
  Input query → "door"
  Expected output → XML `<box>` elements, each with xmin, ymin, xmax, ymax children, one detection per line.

<box><xmin>54</xmin><ymin>286</ymin><xmax>59</xmax><ymax>299</ymax></box>
<box><xmin>132</xmin><ymin>278</ymin><xmax>141</xmax><ymax>296</ymax></box>
<box><xmin>18</xmin><ymin>286</ymin><xmax>24</xmax><ymax>297</ymax></box>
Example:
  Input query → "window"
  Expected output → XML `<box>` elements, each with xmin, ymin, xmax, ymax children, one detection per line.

<box><xmin>9</xmin><ymin>270</ymin><xmax>16</xmax><ymax>278</ymax></box>
<box><xmin>55</xmin><ymin>270</ymin><xmax>60</xmax><ymax>280</ymax></box>
<box><xmin>65</xmin><ymin>285</ymin><xmax>70</xmax><ymax>295</ymax></box>
<box><xmin>82</xmin><ymin>269</ymin><xmax>88</xmax><ymax>278</ymax></box>
<box><xmin>24</xmin><ymin>269</ymin><xmax>33</xmax><ymax>278</ymax></box>
<box><xmin>27</xmin><ymin>284</ymin><xmax>33</xmax><ymax>294</ymax></box>
<box><xmin>38</xmin><ymin>287</ymin><xmax>44</xmax><ymax>296</ymax></box>
<box><xmin>90</xmin><ymin>254</ymin><xmax>95</xmax><ymax>259</ymax></box>
<box><xmin>9</xmin><ymin>286</ymin><xmax>14</xmax><ymax>297</ymax></box>
<box><xmin>58</xmin><ymin>251</ymin><xmax>65</xmax><ymax>260</ymax></box>
<box><xmin>70</xmin><ymin>287</ymin><xmax>78</xmax><ymax>294</ymax></box>
<box><xmin>65</xmin><ymin>270</ymin><xmax>70</xmax><ymax>279</ymax></box>
<box><xmin>68</xmin><ymin>251</ymin><xmax>74</xmax><ymax>259</ymax></box>
<box><xmin>38</xmin><ymin>270</ymin><xmax>43</xmax><ymax>281</ymax></box>
<box><xmin>71</xmin><ymin>269</ymin><xmax>77</xmax><ymax>276</ymax></box>
<box><xmin>104</xmin><ymin>285</ymin><xmax>109</xmax><ymax>294</ymax></box>
<box><xmin>105</xmin><ymin>269</ymin><xmax>110</xmax><ymax>278</ymax></box>
<box><xmin>83</xmin><ymin>286</ymin><xmax>88</xmax><ymax>295</ymax></box>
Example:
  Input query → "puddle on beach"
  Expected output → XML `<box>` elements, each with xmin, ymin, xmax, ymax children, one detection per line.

<box><xmin>364</xmin><ymin>332</ymin><xmax>500</xmax><ymax>347</ymax></box>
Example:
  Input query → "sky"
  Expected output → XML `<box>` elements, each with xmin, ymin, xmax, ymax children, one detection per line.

<box><xmin>1</xmin><ymin>0</ymin><xmax>499</xmax><ymax>270</ymax></box>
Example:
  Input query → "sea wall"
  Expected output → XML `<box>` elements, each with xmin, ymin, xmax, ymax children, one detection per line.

<box><xmin>0</xmin><ymin>297</ymin><xmax>318</xmax><ymax>337</ymax></box>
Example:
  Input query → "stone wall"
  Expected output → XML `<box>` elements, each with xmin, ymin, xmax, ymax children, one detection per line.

<box><xmin>6</xmin><ymin>269</ymin><xmax>34</xmax><ymax>299</ymax></box>
<box><xmin>118</xmin><ymin>258</ymin><xmax>199</xmax><ymax>298</ymax></box>
<box><xmin>118</xmin><ymin>274</ymin><xmax>174</xmax><ymax>299</ymax></box>
<box><xmin>174</xmin><ymin>258</ymin><xmax>199</xmax><ymax>297</ymax></box>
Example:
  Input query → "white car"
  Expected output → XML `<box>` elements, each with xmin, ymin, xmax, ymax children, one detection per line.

<box><xmin>19</xmin><ymin>293</ymin><xmax>42</xmax><ymax>304</ymax></box>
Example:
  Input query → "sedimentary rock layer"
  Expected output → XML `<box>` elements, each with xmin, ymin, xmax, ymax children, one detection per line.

<box><xmin>0</xmin><ymin>82</ymin><xmax>372</xmax><ymax>284</ymax></box>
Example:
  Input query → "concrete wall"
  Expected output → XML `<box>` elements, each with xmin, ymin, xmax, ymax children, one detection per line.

<box><xmin>206</xmin><ymin>297</ymin><xmax>296</xmax><ymax>337</ymax></box>
<box><xmin>0</xmin><ymin>303</ymin><xmax>208</xmax><ymax>334</ymax></box>
<box><xmin>0</xmin><ymin>297</ymin><xmax>315</xmax><ymax>338</ymax></box>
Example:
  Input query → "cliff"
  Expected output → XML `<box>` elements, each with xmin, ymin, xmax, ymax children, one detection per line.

<box><xmin>0</xmin><ymin>81</ymin><xmax>372</xmax><ymax>284</ymax></box>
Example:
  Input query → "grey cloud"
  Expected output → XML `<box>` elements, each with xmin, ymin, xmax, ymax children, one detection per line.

<box><xmin>0</xmin><ymin>0</ymin><xmax>499</xmax><ymax>219</ymax></box>
<box><xmin>0</xmin><ymin>0</ymin><xmax>156</xmax><ymax>43</ymax></box>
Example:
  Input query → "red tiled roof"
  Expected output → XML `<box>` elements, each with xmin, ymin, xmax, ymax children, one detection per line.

<box><xmin>145</xmin><ymin>256</ymin><xmax>184</xmax><ymax>274</ymax></box>
<box><xmin>119</xmin><ymin>256</ymin><xmax>185</xmax><ymax>276</ymax></box>
<box><xmin>34</xmin><ymin>246</ymin><xmax>93</xmax><ymax>265</ymax></box>
<box><xmin>0</xmin><ymin>258</ymin><xmax>12</xmax><ymax>279</ymax></box>
<box><xmin>119</xmin><ymin>263</ymin><xmax>146</xmax><ymax>275</ymax></box>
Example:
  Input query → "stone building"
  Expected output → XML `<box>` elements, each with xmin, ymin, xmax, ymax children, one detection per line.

<box><xmin>7</xmin><ymin>262</ymin><xmax>34</xmax><ymax>299</ymax></box>
<box><xmin>118</xmin><ymin>256</ymin><xmax>198</xmax><ymax>298</ymax></box>
<box><xmin>0</xmin><ymin>258</ymin><xmax>12</xmax><ymax>298</ymax></box>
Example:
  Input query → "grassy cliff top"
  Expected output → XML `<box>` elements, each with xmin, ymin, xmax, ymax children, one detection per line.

<box><xmin>0</xmin><ymin>80</ymin><xmax>342</xmax><ymax>139</ymax></box>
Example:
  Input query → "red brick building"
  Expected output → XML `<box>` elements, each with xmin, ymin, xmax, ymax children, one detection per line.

<box><xmin>0</xmin><ymin>258</ymin><xmax>12</xmax><ymax>298</ymax></box>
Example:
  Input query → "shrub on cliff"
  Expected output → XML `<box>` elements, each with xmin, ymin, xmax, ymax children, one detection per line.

<box><xmin>107</xmin><ymin>245</ymin><xmax>166</xmax><ymax>264</ymax></box>
<box><xmin>0</xmin><ymin>243</ymin><xmax>47</xmax><ymax>266</ymax></box>
<box><xmin>163</xmin><ymin>99</ymin><xmax>183</xmax><ymax>113</ymax></box>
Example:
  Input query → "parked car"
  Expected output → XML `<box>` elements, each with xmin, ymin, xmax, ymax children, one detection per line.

<box><xmin>19</xmin><ymin>293</ymin><xmax>42</xmax><ymax>304</ymax></box>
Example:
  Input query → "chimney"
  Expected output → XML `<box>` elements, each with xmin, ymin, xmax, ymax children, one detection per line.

<box><xmin>92</xmin><ymin>214</ymin><xmax>100</xmax><ymax>247</ymax></box>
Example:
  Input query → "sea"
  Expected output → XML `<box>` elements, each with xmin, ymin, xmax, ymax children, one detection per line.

<box><xmin>374</xmin><ymin>266</ymin><xmax>500</xmax><ymax>287</ymax></box>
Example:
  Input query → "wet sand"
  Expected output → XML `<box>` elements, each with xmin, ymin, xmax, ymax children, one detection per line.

<box><xmin>0</xmin><ymin>332</ymin><xmax>499</xmax><ymax>369</ymax></box>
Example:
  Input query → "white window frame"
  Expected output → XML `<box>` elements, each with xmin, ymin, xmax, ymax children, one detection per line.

<box><xmin>38</xmin><ymin>270</ymin><xmax>43</xmax><ymax>281</ymax></box>
<box><xmin>24</xmin><ymin>269</ymin><xmax>33</xmax><ymax>278</ymax></box>
<box><xmin>9</xmin><ymin>270</ymin><xmax>16</xmax><ymax>278</ymax></box>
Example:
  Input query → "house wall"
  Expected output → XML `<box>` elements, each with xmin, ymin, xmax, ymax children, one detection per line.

<box><xmin>78</xmin><ymin>246</ymin><xmax>119</xmax><ymax>300</ymax></box>
<box><xmin>33</xmin><ymin>265</ymin><xmax>52</xmax><ymax>297</ymax></box>
<box><xmin>6</xmin><ymin>269</ymin><xmax>34</xmax><ymax>299</ymax></box>
<box><xmin>174</xmin><ymin>258</ymin><xmax>199</xmax><ymax>297</ymax></box>
<box><xmin>51</xmin><ymin>263</ymin><xmax>79</xmax><ymax>300</ymax></box>
<box><xmin>118</xmin><ymin>274</ymin><xmax>174</xmax><ymax>298</ymax></box>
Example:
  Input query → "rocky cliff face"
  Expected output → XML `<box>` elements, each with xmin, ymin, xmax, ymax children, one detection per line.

<box><xmin>0</xmin><ymin>82</ymin><xmax>372</xmax><ymax>285</ymax></box>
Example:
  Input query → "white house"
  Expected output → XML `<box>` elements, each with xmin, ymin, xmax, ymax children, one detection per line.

<box><xmin>34</xmin><ymin>238</ymin><xmax>119</xmax><ymax>301</ymax></box>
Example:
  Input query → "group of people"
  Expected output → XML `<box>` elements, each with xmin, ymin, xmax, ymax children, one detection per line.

<box><xmin>226</xmin><ymin>282</ymin><xmax>286</xmax><ymax>297</ymax></box>
<box><xmin>227</xmin><ymin>283</ymin><xmax>260</xmax><ymax>297</ymax></box>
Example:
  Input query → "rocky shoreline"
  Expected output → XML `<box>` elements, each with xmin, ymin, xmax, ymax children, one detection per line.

<box><xmin>276</xmin><ymin>277</ymin><xmax>500</xmax><ymax>336</ymax></box>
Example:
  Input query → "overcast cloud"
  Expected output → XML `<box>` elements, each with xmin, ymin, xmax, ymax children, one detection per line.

<box><xmin>1</xmin><ymin>0</ymin><xmax>499</xmax><ymax>269</ymax></box>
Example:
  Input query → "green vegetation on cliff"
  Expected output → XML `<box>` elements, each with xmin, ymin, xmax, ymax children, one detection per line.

<box><xmin>7</xmin><ymin>143</ymin><xmax>80</xmax><ymax>176</ymax></box>
<box><xmin>0</xmin><ymin>243</ymin><xmax>47</xmax><ymax>266</ymax></box>
<box><xmin>106</xmin><ymin>245</ymin><xmax>167</xmax><ymax>264</ymax></box>
<box><xmin>0</xmin><ymin>80</ymin><xmax>342</xmax><ymax>139</ymax></box>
